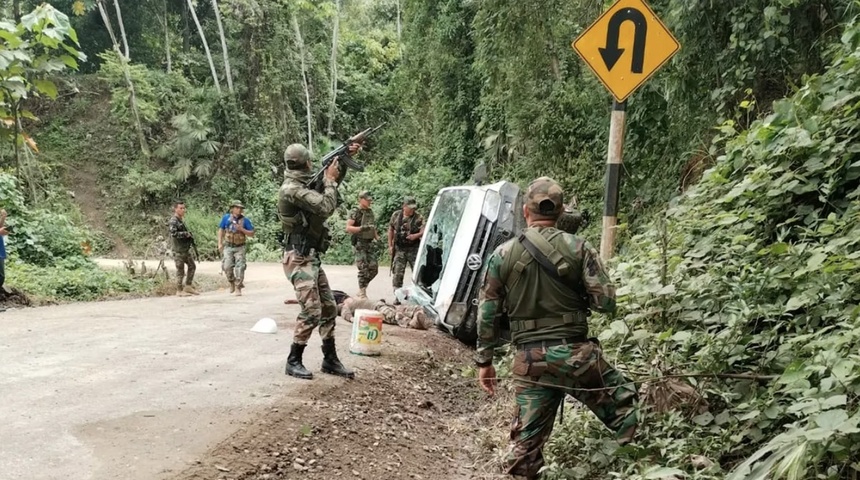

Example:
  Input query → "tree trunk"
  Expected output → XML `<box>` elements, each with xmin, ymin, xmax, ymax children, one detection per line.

<box><xmin>396</xmin><ymin>0</ymin><xmax>402</xmax><ymax>56</ymax></box>
<box><xmin>164</xmin><ymin>0</ymin><xmax>171</xmax><ymax>73</ymax></box>
<box><xmin>181</xmin><ymin>0</ymin><xmax>190</xmax><ymax>53</ymax></box>
<box><xmin>186</xmin><ymin>0</ymin><xmax>222</xmax><ymax>94</ymax></box>
<box><xmin>292</xmin><ymin>14</ymin><xmax>313</xmax><ymax>153</ymax></box>
<box><xmin>326</xmin><ymin>0</ymin><xmax>340</xmax><ymax>135</ymax></box>
<box><xmin>241</xmin><ymin>24</ymin><xmax>260</xmax><ymax>109</ymax></box>
<box><xmin>211</xmin><ymin>0</ymin><xmax>233</xmax><ymax>94</ymax></box>
<box><xmin>112</xmin><ymin>0</ymin><xmax>130</xmax><ymax>60</ymax></box>
<box><xmin>97</xmin><ymin>0</ymin><xmax>150</xmax><ymax>156</ymax></box>
<box><xmin>13</xmin><ymin>0</ymin><xmax>20</xmax><ymax>22</ymax></box>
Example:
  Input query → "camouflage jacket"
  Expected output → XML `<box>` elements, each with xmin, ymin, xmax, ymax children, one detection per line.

<box><xmin>278</xmin><ymin>169</ymin><xmax>338</xmax><ymax>250</ymax></box>
<box><xmin>389</xmin><ymin>210</ymin><xmax>424</xmax><ymax>248</ymax></box>
<box><xmin>168</xmin><ymin>215</ymin><xmax>193</xmax><ymax>253</ymax></box>
<box><xmin>279</xmin><ymin>170</ymin><xmax>339</xmax><ymax>220</ymax></box>
<box><xmin>475</xmin><ymin>226</ymin><xmax>616</xmax><ymax>365</ymax></box>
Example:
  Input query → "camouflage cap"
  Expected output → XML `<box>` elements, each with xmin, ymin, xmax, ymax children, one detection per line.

<box><xmin>526</xmin><ymin>176</ymin><xmax>564</xmax><ymax>218</ymax></box>
<box><xmin>403</xmin><ymin>196</ymin><xmax>417</xmax><ymax>208</ymax></box>
<box><xmin>229</xmin><ymin>199</ymin><xmax>245</xmax><ymax>209</ymax></box>
<box><xmin>359</xmin><ymin>190</ymin><xmax>373</xmax><ymax>200</ymax></box>
<box><xmin>284</xmin><ymin>144</ymin><xmax>311</xmax><ymax>170</ymax></box>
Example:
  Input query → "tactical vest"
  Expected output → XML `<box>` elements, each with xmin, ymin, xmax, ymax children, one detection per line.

<box><xmin>277</xmin><ymin>180</ymin><xmax>331</xmax><ymax>253</ymax></box>
<box><xmin>394</xmin><ymin>211</ymin><xmax>420</xmax><ymax>247</ymax></box>
<box><xmin>499</xmin><ymin>227</ymin><xmax>589</xmax><ymax>335</ymax></box>
<box><xmin>223</xmin><ymin>215</ymin><xmax>247</xmax><ymax>246</ymax></box>
<box><xmin>355</xmin><ymin>208</ymin><xmax>376</xmax><ymax>240</ymax></box>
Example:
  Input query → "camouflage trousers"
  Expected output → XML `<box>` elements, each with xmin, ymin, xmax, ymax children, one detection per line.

<box><xmin>174</xmin><ymin>250</ymin><xmax>196</xmax><ymax>289</ymax></box>
<box><xmin>375</xmin><ymin>302</ymin><xmax>433</xmax><ymax>330</ymax></box>
<box><xmin>505</xmin><ymin>340</ymin><xmax>638</xmax><ymax>478</ymax></box>
<box><xmin>222</xmin><ymin>244</ymin><xmax>247</xmax><ymax>285</ymax></box>
<box><xmin>392</xmin><ymin>246</ymin><xmax>418</xmax><ymax>289</ymax></box>
<box><xmin>354</xmin><ymin>240</ymin><xmax>379</xmax><ymax>289</ymax></box>
<box><xmin>283</xmin><ymin>250</ymin><xmax>338</xmax><ymax>345</ymax></box>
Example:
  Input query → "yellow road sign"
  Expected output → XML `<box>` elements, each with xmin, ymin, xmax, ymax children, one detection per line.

<box><xmin>572</xmin><ymin>0</ymin><xmax>680</xmax><ymax>102</ymax></box>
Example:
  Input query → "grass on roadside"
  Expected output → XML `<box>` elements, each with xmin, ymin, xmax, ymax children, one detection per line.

<box><xmin>5</xmin><ymin>260</ymin><xmax>224</xmax><ymax>306</ymax></box>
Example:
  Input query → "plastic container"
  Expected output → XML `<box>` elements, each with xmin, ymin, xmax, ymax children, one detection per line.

<box><xmin>349</xmin><ymin>309</ymin><xmax>384</xmax><ymax>356</ymax></box>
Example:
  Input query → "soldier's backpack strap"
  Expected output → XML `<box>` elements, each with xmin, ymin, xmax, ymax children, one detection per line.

<box><xmin>519</xmin><ymin>229</ymin><xmax>571</xmax><ymax>283</ymax></box>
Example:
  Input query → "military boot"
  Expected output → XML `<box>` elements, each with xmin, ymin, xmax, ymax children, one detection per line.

<box><xmin>176</xmin><ymin>288</ymin><xmax>192</xmax><ymax>297</ymax></box>
<box><xmin>321</xmin><ymin>338</ymin><xmax>355</xmax><ymax>379</ymax></box>
<box><xmin>228</xmin><ymin>281</ymin><xmax>235</xmax><ymax>294</ymax></box>
<box><xmin>234</xmin><ymin>285</ymin><xmax>243</xmax><ymax>296</ymax></box>
<box><xmin>285</xmin><ymin>343</ymin><xmax>313</xmax><ymax>380</ymax></box>
<box><xmin>185</xmin><ymin>285</ymin><xmax>200</xmax><ymax>295</ymax></box>
<box><xmin>357</xmin><ymin>287</ymin><xmax>367</xmax><ymax>299</ymax></box>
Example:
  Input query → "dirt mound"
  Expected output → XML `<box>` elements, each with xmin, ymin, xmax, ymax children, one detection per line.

<box><xmin>172</xmin><ymin>331</ymin><xmax>495</xmax><ymax>480</ymax></box>
<box><xmin>0</xmin><ymin>287</ymin><xmax>32</xmax><ymax>309</ymax></box>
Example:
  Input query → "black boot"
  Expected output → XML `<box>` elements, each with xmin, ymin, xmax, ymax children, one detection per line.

<box><xmin>285</xmin><ymin>343</ymin><xmax>313</xmax><ymax>380</ymax></box>
<box><xmin>321</xmin><ymin>338</ymin><xmax>355</xmax><ymax>379</ymax></box>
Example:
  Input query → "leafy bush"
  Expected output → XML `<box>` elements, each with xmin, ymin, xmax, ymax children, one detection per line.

<box><xmin>97</xmin><ymin>51</ymin><xmax>193</xmax><ymax>133</ymax></box>
<box><xmin>541</xmin><ymin>19</ymin><xmax>860</xmax><ymax>480</ymax></box>
<box><xmin>180</xmin><ymin>207</ymin><xmax>221</xmax><ymax>261</ymax></box>
<box><xmin>6</xmin><ymin>259</ymin><xmax>163</xmax><ymax>303</ymax></box>
<box><xmin>0</xmin><ymin>172</ymin><xmax>92</xmax><ymax>266</ymax></box>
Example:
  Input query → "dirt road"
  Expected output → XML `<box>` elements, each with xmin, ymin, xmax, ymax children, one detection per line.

<box><xmin>0</xmin><ymin>262</ymin><xmax>493</xmax><ymax>480</ymax></box>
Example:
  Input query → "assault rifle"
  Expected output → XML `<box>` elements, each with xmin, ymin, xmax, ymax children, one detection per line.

<box><xmin>307</xmin><ymin>123</ymin><xmax>386</xmax><ymax>192</ymax></box>
<box><xmin>190</xmin><ymin>235</ymin><xmax>200</xmax><ymax>261</ymax></box>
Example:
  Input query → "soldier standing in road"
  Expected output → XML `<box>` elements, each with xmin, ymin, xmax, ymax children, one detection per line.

<box><xmin>168</xmin><ymin>200</ymin><xmax>199</xmax><ymax>297</ymax></box>
<box><xmin>218</xmin><ymin>200</ymin><xmax>255</xmax><ymax>296</ymax></box>
<box><xmin>278</xmin><ymin>143</ymin><xmax>359</xmax><ymax>380</ymax></box>
<box><xmin>388</xmin><ymin>196</ymin><xmax>424</xmax><ymax>295</ymax></box>
<box><xmin>475</xmin><ymin>177</ymin><xmax>638</xmax><ymax>480</ymax></box>
<box><xmin>345</xmin><ymin>190</ymin><xmax>379</xmax><ymax>299</ymax></box>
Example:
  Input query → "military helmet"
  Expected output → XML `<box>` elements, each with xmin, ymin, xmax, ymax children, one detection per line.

<box><xmin>359</xmin><ymin>190</ymin><xmax>373</xmax><ymax>201</ymax></box>
<box><xmin>526</xmin><ymin>177</ymin><xmax>564</xmax><ymax>218</ymax></box>
<box><xmin>284</xmin><ymin>144</ymin><xmax>311</xmax><ymax>170</ymax></box>
<box><xmin>229</xmin><ymin>199</ymin><xmax>245</xmax><ymax>209</ymax></box>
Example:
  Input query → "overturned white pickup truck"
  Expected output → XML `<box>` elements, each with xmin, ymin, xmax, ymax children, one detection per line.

<box><xmin>395</xmin><ymin>180</ymin><xmax>525</xmax><ymax>345</ymax></box>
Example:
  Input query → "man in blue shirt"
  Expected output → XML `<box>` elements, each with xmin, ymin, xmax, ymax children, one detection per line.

<box><xmin>217</xmin><ymin>200</ymin><xmax>255</xmax><ymax>295</ymax></box>
<box><xmin>0</xmin><ymin>209</ymin><xmax>7</xmax><ymax>295</ymax></box>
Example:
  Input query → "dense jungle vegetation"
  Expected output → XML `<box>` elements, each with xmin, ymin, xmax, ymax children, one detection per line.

<box><xmin>1</xmin><ymin>0</ymin><xmax>859</xmax><ymax>477</ymax></box>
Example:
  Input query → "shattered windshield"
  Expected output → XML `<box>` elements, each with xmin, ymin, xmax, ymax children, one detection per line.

<box><xmin>415</xmin><ymin>189</ymin><xmax>471</xmax><ymax>296</ymax></box>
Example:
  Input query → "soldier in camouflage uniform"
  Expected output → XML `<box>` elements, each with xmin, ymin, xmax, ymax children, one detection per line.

<box><xmin>387</xmin><ymin>196</ymin><xmax>425</xmax><ymax>294</ymax></box>
<box><xmin>278</xmin><ymin>143</ymin><xmax>358</xmax><ymax>380</ymax></box>
<box><xmin>475</xmin><ymin>177</ymin><xmax>638</xmax><ymax>480</ymax></box>
<box><xmin>168</xmin><ymin>200</ymin><xmax>199</xmax><ymax>297</ymax></box>
<box><xmin>346</xmin><ymin>190</ymin><xmax>379</xmax><ymax>299</ymax></box>
<box><xmin>374</xmin><ymin>300</ymin><xmax>433</xmax><ymax>330</ymax></box>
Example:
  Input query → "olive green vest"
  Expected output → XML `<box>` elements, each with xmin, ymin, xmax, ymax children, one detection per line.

<box><xmin>278</xmin><ymin>173</ymin><xmax>330</xmax><ymax>250</ymax></box>
<box><xmin>355</xmin><ymin>208</ymin><xmax>377</xmax><ymax>240</ymax></box>
<box><xmin>498</xmin><ymin>227</ymin><xmax>589</xmax><ymax>343</ymax></box>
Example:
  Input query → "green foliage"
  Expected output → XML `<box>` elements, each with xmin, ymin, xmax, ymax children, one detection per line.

<box><xmin>0</xmin><ymin>171</ymin><xmax>91</xmax><ymax>266</ymax></box>
<box><xmin>180</xmin><ymin>207</ymin><xmax>221</xmax><ymax>261</ymax></box>
<box><xmin>7</xmin><ymin>259</ymin><xmax>164</xmax><ymax>302</ymax></box>
<box><xmin>96</xmin><ymin>50</ymin><xmax>193</xmax><ymax>134</ymax></box>
<box><xmin>155</xmin><ymin>112</ymin><xmax>220</xmax><ymax>180</ymax></box>
<box><xmin>543</xmin><ymin>19</ymin><xmax>860</xmax><ymax>479</ymax></box>
<box><xmin>119</xmin><ymin>162</ymin><xmax>178</xmax><ymax>209</ymax></box>
<box><xmin>0</xmin><ymin>3</ymin><xmax>85</xmax><ymax>201</ymax></box>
